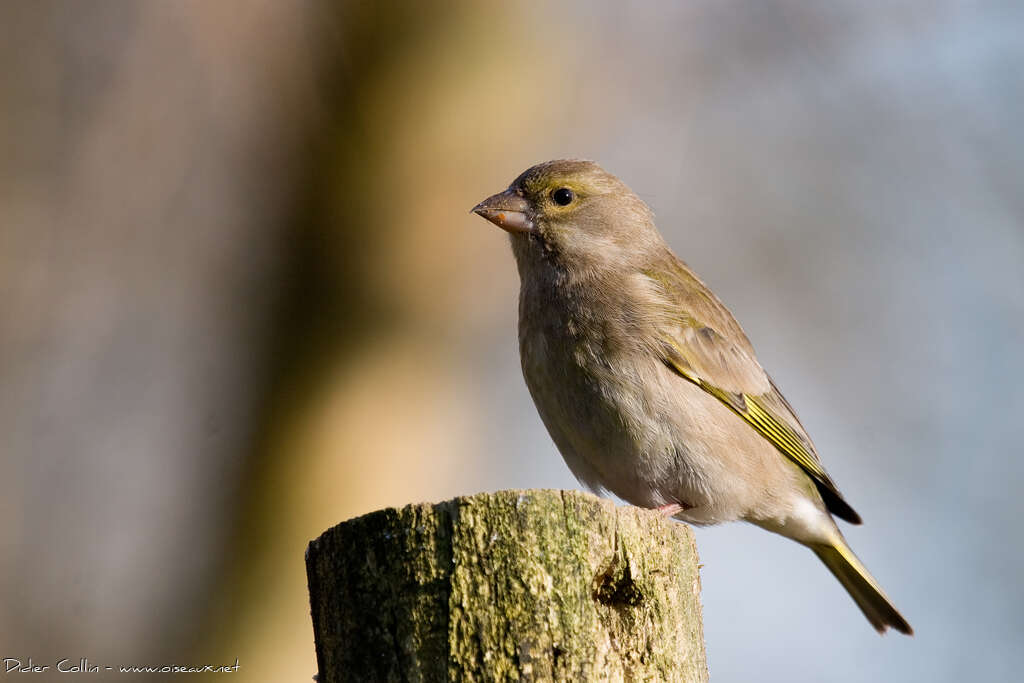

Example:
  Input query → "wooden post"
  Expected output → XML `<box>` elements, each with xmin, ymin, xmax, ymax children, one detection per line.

<box><xmin>306</xmin><ymin>489</ymin><xmax>707</xmax><ymax>682</ymax></box>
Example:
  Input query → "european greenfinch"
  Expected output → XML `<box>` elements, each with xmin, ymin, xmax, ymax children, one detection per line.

<box><xmin>472</xmin><ymin>159</ymin><xmax>911</xmax><ymax>635</ymax></box>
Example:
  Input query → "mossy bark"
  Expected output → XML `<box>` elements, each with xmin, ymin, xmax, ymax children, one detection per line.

<box><xmin>306</xmin><ymin>489</ymin><xmax>707</xmax><ymax>682</ymax></box>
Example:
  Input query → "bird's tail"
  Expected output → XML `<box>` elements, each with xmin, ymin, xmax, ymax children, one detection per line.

<box><xmin>812</xmin><ymin>540</ymin><xmax>913</xmax><ymax>635</ymax></box>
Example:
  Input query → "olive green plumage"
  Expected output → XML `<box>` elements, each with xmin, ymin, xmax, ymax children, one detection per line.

<box><xmin>473</xmin><ymin>159</ymin><xmax>911</xmax><ymax>635</ymax></box>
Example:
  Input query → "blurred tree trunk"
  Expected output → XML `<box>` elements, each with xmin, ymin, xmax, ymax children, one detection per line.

<box><xmin>307</xmin><ymin>490</ymin><xmax>708</xmax><ymax>682</ymax></box>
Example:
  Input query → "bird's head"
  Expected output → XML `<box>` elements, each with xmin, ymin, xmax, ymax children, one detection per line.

<box><xmin>472</xmin><ymin>160</ymin><xmax>661</xmax><ymax>273</ymax></box>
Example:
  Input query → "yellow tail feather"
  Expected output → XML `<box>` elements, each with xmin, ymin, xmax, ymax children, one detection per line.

<box><xmin>813</xmin><ymin>541</ymin><xmax>913</xmax><ymax>635</ymax></box>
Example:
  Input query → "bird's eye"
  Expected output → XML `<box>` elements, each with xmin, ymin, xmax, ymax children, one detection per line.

<box><xmin>551</xmin><ymin>188</ymin><xmax>574</xmax><ymax>206</ymax></box>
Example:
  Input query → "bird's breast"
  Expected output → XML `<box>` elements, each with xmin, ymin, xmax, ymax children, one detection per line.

<box><xmin>516</xmin><ymin>277</ymin><xmax>685</xmax><ymax>507</ymax></box>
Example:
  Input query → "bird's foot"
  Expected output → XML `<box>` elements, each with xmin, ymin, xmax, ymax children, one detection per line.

<box><xmin>655</xmin><ymin>502</ymin><xmax>688</xmax><ymax>517</ymax></box>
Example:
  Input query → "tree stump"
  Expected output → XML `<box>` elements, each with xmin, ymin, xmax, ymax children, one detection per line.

<box><xmin>306</xmin><ymin>489</ymin><xmax>707</xmax><ymax>682</ymax></box>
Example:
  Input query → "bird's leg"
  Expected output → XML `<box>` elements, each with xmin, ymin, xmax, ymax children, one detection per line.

<box><xmin>655</xmin><ymin>502</ymin><xmax>686</xmax><ymax>517</ymax></box>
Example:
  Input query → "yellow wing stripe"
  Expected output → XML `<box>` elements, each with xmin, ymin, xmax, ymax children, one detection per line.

<box><xmin>662</xmin><ymin>341</ymin><xmax>835</xmax><ymax>489</ymax></box>
<box><xmin>742</xmin><ymin>396</ymin><xmax>831</xmax><ymax>484</ymax></box>
<box><xmin>745</xmin><ymin>398</ymin><xmax>803</xmax><ymax>460</ymax></box>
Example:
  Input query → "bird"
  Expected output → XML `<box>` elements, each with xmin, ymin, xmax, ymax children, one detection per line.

<box><xmin>471</xmin><ymin>159</ymin><xmax>912</xmax><ymax>635</ymax></box>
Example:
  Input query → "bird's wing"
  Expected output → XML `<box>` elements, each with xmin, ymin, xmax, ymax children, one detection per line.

<box><xmin>644</xmin><ymin>260</ymin><xmax>861</xmax><ymax>524</ymax></box>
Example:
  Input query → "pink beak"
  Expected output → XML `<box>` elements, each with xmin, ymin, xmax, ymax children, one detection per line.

<box><xmin>471</xmin><ymin>190</ymin><xmax>535</xmax><ymax>233</ymax></box>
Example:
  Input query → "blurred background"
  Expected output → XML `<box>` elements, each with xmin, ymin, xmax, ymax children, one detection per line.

<box><xmin>2</xmin><ymin>0</ymin><xmax>1021</xmax><ymax>681</ymax></box>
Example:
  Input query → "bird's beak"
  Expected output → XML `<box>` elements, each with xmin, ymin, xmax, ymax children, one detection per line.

<box><xmin>471</xmin><ymin>190</ymin><xmax>535</xmax><ymax>233</ymax></box>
